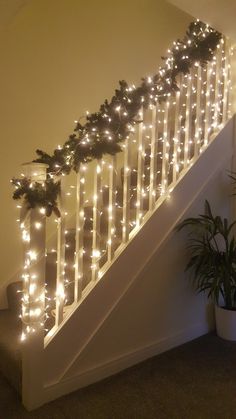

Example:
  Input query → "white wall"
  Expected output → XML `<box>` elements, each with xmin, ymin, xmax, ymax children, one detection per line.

<box><xmin>0</xmin><ymin>0</ymin><xmax>192</xmax><ymax>305</ymax></box>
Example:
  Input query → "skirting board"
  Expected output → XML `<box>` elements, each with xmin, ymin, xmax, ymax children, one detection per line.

<box><xmin>42</xmin><ymin>321</ymin><xmax>211</xmax><ymax>406</ymax></box>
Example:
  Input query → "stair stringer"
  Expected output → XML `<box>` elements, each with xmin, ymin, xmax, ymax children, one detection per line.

<box><xmin>43</xmin><ymin>118</ymin><xmax>235</xmax><ymax>388</ymax></box>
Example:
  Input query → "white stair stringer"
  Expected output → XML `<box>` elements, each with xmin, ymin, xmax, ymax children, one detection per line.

<box><xmin>43</xmin><ymin>118</ymin><xmax>235</xmax><ymax>389</ymax></box>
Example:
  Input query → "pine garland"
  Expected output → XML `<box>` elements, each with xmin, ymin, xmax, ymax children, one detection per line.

<box><xmin>11</xmin><ymin>20</ymin><xmax>222</xmax><ymax>216</ymax></box>
<box><xmin>11</xmin><ymin>177</ymin><xmax>61</xmax><ymax>217</ymax></box>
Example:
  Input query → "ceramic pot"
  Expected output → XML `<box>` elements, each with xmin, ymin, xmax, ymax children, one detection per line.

<box><xmin>215</xmin><ymin>305</ymin><xmax>236</xmax><ymax>341</ymax></box>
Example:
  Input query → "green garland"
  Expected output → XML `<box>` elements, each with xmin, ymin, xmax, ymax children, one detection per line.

<box><xmin>12</xmin><ymin>20</ymin><xmax>222</xmax><ymax>216</ymax></box>
<box><xmin>11</xmin><ymin>177</ymin><xmax>61</xmax><ymax>217</ymax></box>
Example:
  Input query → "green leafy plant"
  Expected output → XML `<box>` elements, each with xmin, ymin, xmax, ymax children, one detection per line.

<box><xmin>176</xmin><ymin>201</ymin><xmax>236</xmax><ymax>310</ymax></box>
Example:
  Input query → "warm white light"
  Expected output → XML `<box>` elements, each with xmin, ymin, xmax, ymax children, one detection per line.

<box><xmin>22</xmin><ymin>230</ymin><xmax>30</xmax><ymax>242</ymax></box>
<box><xmin>29</xmin><ymin>283</ymin><xmax>36</xmax><ymax>295</ymax></box>
<box><xmin>35</xmin><ymin>222</ymin><xmax>42</xmax><ymax>230</ymax></box>
<box><xmin>92</xmin><ymin>249</ymin><xmax>101</xmax><ymax>258</ymax></box>
<box><xmin>28</xmin><ymin>250</ymin><xmax>37</xmax><ymax>261</ymax></box>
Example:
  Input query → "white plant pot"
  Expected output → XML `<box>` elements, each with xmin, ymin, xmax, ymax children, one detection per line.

<box><xmin>215</xmin><ymin>305</ymin><xmax>236</xmax><ymax>341</ymax></box>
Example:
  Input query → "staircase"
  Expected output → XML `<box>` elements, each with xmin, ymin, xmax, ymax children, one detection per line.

<box><xmin>1</xmin><ymin>28</ymin><xmax>235</xmax><ymax>410</ymax></box>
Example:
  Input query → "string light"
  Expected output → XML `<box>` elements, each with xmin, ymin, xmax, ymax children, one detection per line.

<box><xmin>13</xmin><ymin>23</ymin><xmax>233</xmax><ymax>341</ymax></box>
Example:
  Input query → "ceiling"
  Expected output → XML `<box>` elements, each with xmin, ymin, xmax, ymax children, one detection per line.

<box><xmin>167</xmin><ymin>0</ymin><xmax>236</xmax><ymax>42</ymax></box>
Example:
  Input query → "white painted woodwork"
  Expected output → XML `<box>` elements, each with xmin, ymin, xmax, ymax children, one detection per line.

<box><xmin>91</xmin><ymin>162</ymin><xmax>102</xmax><ymax>282</ymax></box>
<box><xmin>194</xmin><ymin>65</ymin><xmax>202</xmax><ymax>156</ymax></box>
<box><xmin>149</xmin><ymin>105</ymin><xmax>157</xmax><ymax>210</ymax></box>
<box><xmin>184</xmin><ymin>73</ymin><xmax>192</xmax><ymax>167</ymax></box>
<box><xmin>74</xmin><ymin>167</ymin><xmax>85</xmax><ymax>303</ymax></box>
<box><xmin>107</xmin><ymin>156</ymin><xmax>117</xmax><ymax>262</ymax></box>
<box><xmin>18</xmin><ymin>42</ymin><xmax>232</xmax><ymax>410</ymax></box>
<box><xmin>43</xmin><ymin>119</ymin><xmax>234</xmax><ymax>392</ymax></box>
<box><xmin>161</xmin><ymin>100</ymin><xmax>170</xmax><ymax>194</ymax></box>
<box><xmin>136</xmin><ymin>107</ymin><xmax>145</xmax><ymax>227</ymax></box>
<box><xmin>122</xmin><ymin>138</ymin><xmax>131</xmax><ymax>243</ymax></box>
<box><xmin>173</xmin><ymin>90</ymin><xmax>181</xmax><ymax>182</ymax></box>
<box><xmin>55</xmin><ymin>176</ymin><xmax>66</xmax><ymax>326</ymax></box>
<box><xmin>21</xmin><ymin>162</ymin><xmax>47</xmax><ymax>410</ymax></box>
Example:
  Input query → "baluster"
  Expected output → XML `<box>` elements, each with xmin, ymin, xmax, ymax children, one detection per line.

<box><xmin>161</xmin><ymin>100</ymin><xmax>170</xmax><ymax>194</ymax></box>
<box><xmin>222</xmin><ymin>39</ymin><xmax>230</xmax><ymax>125</ymax></box>
<box><xmin>227</xmin><ymin>40</ymin><xmax>233</xmax><ymax>120</ymax></box>
<box><xmin>107</xmin><ymin>156</ymin><xmax>117</xmax><ymax>262</ymax></box>
<box><xmin>136</xmin><ymin>107</ymin><xmax>145</xmax><ymax>227</ymax></box>
<box><xmin>149</xmin><ymin>104</ymin><xmax>157</xmax><ymax>210</ymax></box>
<box><xmin>194</xmin><ymin>65</ymin><xmax>202</xmax><ymax>157</ymax></box>
<box><xmin>184</xmin><ymin>72</ymin><xmax>192</xmax><ymax>167</ymax></box>
<box><xmin>213</xmin><ymin>43</ymin><xmax>222</xmax><ymax>131</ymax></box>
<box><xmin>91</xmin><ymin>161</ymin><xmax>102</xmax><ymax>281</ymax></box>
<box><xmin>55</xmin><ymin>176</ymin><xmax>66</xmax><ymax>326</ymax></box>
<box><xmin>204</xmin><ymin>62</ymin><xmax>212</xmax><ymax>146</ymax></box>
<box><xmin>21</xmin><ymin>217</ymin><xmax>31</xmax><ymax>335</ymax></box>
<box><xmin>74</xmin><ymin>165</ymin><xmax>85</xmax><ymax>303</ymax></box>
<box><xmin>122</xmin><ymin>138</ymin><xmax>131</xmax><ymax>243</ymax></box>
<box><xmin>228</xmin><ymin>45</ymin><xmax>233</xmax><ymax>120</ymax></box>
<box><xmin>173</xmin><ymin>89</ymin><xmax>181</xmax><ymax>183</ymax></box>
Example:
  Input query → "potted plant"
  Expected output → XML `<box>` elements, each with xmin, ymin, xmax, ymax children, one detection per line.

<box><xmin>176</xmin><ymin>200</ymin><xmax>236</xmax><ymax>341</ymax></box>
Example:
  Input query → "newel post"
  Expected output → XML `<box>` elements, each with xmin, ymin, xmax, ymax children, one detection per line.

<box><xmin>21</xmin><ymin>162</ymin><xmax>47</xmax><ymax>410</ymax></box>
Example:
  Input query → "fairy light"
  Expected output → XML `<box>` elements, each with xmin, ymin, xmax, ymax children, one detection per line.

<box><xmin>13</xmin><ymin>23</ymin><xmax>230</xmax><ymax>341</ymax></box>
<box><xmin>34</xmin><ymin>222</ymin><xmax>42</xmax><ymax>230</ymax></box>
<box><xmin>22</xmin><ymin>229</ymin><xmax>30</xmax><ymax>242</ymax></box>
<box><xmin>28</xmin><ymin>250</ymin><xmax>37</xmax><ymax>261</ymax></box>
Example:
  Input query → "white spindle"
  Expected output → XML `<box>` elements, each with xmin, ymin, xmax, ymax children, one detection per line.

<box><xmin>204</xmin><ymin>62</ymin><xmax>212</xmax><ymax>146</ymax></box>
<box><xmin>227</xmin><ymin>45</ymin><xmax>233</xmax><ymax>120</ymax></box>
<box><xmin>107</xmin><ymin>156</ymin><xmax>117</xmax><ymax>262</ymax></box>
<box><xmin>122</xmin><ymin>138</ymin><xmax>131</xmax><ymax>243</ymax></box>
<box><xmin>213</xmin><ymin>44</ymin><xmax>222</xmax><ymax>130</ymax></box>
<box><xmin>194</xmin><ymin>65</ymin><xmax>202</xmax><ymax>156</ymax></box>
<box><xmin>136</xmin><ymin>107</ymin><xmax>145</xmax><ymax>227</ymax></box>
<box><xmin>91</xmin><ymin>161</ymin><xmax>102</xmax><ymax>281</ymax></box>
<box><xmin>55</xmin><ymin>176</ymin><xmax>66</xmax><ymax>326</ymax></box>
<box><xmin>149</xmin><ymin>105</ymin><xmax>157</xmax><ymax>210</ymax></box>
<box><xmin>161</xmin><ymin>100</ymin><xmax>170</xmax><ymax>194</ymax></box>
<box><xmin>222</xmin><ymin>40</ymin><xmax>230</xmax><ymax>124</ymax></box>
<box><xmin>184</xmin><ymin>73</ymin><xmax>192</xmax><ymax>167</ymax></box>
<box><xmin>74</xmin><ymin>166</ymin><xmax>85</xmax><ymax>303</ymax></box>
<box><xmin>173</xmin><ymin>90</ymin><xmax>181</xmax><ymax>182</ymax></box>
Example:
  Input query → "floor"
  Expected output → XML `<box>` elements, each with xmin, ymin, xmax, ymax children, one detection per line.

<box><xmin>0</xmin><ymin>333</ymin><xmax>236</xmax><ymax>419</ymax></box>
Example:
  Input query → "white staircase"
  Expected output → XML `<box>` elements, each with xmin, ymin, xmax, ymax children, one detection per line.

<box><xmin>43</xmin><ymin>117</ymin><xmax>235</xmax><ymax>396</ymax></box>
<box><xmin>7</xmin><ymin>28</ymin><xmax>235</xmax><ymax>410</ymax></box>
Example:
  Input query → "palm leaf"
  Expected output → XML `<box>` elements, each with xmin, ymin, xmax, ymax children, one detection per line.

<box><xmin>176</xmin><ymin>200</ymin><xmax>236</xmax><ymax>308</ymax></box>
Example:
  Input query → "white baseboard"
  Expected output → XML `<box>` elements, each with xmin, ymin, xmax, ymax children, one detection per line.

<box><xmin>42</xmin><ymin>321</ymin><xmax>210</xmax><ymax>407</ymax></box>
